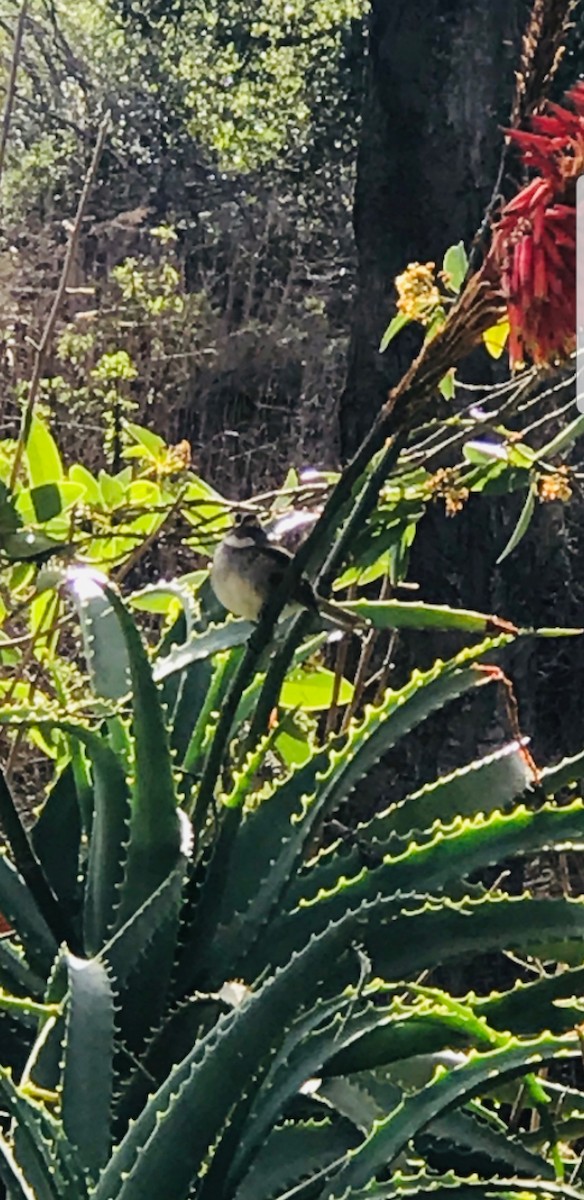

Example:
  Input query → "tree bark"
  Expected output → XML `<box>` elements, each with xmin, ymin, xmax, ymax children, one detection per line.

<box><xmin>341</xmin><ymin>0</ymin><xmax>528</xmax><ymax>457</ymax></box>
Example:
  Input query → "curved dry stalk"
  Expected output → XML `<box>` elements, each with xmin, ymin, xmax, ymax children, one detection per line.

<box><xmin>9</xmin><ymin>111</ymin><xmax>110</xmax><ymax>491</ymax></box>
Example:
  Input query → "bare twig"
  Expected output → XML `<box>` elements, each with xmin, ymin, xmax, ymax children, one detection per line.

<box><xmin>114</xmin><ymin>485</ymin><xmax>188</xmax><ymax>584</ymax></box>
<box><xmin>340</xmin><ymin>575</ymin><xmax>392</xmax><ymax>733</ymax></box>
<box><xmin>324</xmin><ymin>586</ymin><xmax>356</xmax><ymax>739</ymax></box>
<box><xmin>9</xmin><ymin>111</ymin><xmax>110</xmax><ymax>492</ymax></box>
<box><xmin>371</xmin><ymin>630</ymin><xmax>399</xmax><ymax>707</ymax></box>
<box><xmin>0</xmin><ymin>0</ymin><xmax>29</xmax><ymax>193</ymax></box>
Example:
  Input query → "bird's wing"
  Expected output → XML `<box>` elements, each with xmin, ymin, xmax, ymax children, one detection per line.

<box><xmin>261</xmin><ymin>543</ymin><xmax>318</xmax><ymax>611</ymax></box>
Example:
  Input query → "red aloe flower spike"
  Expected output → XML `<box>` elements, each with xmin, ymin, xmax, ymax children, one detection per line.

<box><xmin>487</xmin><ymin>82</ymin><xmax>579</xmax><ymax>367</ymax></box>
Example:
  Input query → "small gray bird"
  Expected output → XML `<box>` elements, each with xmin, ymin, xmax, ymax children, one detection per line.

<box><xmin>211</xmin><ymin>513</ymin><xmax>365</xmax><ymax>633</ymax></box>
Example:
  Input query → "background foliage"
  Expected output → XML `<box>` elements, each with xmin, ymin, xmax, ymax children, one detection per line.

<box><xmin>0</xmin><ymin>1</ymin><xmax>584</xmax><ymax>1198</ymax></box>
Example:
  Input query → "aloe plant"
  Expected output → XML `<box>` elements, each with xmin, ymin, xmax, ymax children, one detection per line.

<box><xmin>0</xmin><ymin>561</ymin><xmax>581</xmax><ymax>1200</ymax></box>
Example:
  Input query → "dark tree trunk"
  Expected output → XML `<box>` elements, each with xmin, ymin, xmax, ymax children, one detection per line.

<box><xmin>341</xmin><ymin>0</ymin><xmax>528</xmax><ymax>457</ymax></box>
<box><xmin>339</xmin><ymin>0</ymin><xmax>584</xmax><ymax>805</ymax></box>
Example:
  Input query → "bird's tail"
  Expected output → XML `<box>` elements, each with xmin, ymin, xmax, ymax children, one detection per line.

<box><xmin>317</xmin><ymin>596</ymin><xmax>369</xmax><ymax>634</ymax></box>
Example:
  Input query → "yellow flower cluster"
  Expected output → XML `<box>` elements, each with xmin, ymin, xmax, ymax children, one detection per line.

<box><xmin>537</xmin><ymin>467</ymin><xmax>572</xmax><ymax>504</ymax></box>
<box><xmin>430</xmin><ymin>467</ymin><xmax>470</xmax><ymax>517</ymax></box>
<box><xmin>395</xmin><ymin>262</ymin><xmax>441</xmax><ymax>324</ymax></box>
<box><xmin>162</xmin><ymin>439</ymin><xmax>192</xmax><ymax>476</ymax></box>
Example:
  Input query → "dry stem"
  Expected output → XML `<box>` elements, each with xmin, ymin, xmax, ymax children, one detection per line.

<box><xmin>9</xmin><ymin>111</ymin><xmax>110</xmax><ymax>491</ymax></box>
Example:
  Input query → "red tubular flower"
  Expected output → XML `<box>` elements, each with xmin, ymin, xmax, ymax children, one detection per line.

<box><xmin>488</xmin><ymin>83</ymin><xmax>583</xmax><ymax>366</ymax></box>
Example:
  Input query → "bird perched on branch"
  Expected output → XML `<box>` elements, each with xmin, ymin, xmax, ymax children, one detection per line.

<box><xmin>211</xmin><ymin>513</ymin><xmax>365</xmax><ymax>633</ymax></box>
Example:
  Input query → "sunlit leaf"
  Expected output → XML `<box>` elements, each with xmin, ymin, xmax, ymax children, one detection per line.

<box><xmin>442</xmin><ymin>241</ymin><xmax>468</xmax><ymax>293</ymax></box>
<box><xmin>98</xmin><ymin>472</ymin><xmax>126</xmax><ymax>510</ymax></box>
<box><xmin>280</xmin><ymin>666</ymin><xmax>353</xmax><ymax>710</ymax></box>
<box><xmin>496</xmin><ymin>482</ymin><xmax>537</xmax><ymax>564</ymax></box>
<box><xmin>25</xmin><ymin>417</ymin><xmax>63</xmax><ymax>486</ymax></box>
<box><xmin>123</xmin><ymin>422</ymin><xmax>166</xmax><ymax>461</ymax></box>
<box><xmin>483</xmin><ymin>319</ymin><xmax>510</xmax><ymax>358</ymax></box>
<box><xmin>69</xmin><ymin>464</ymin><xmax>102</xmax><ymax>506</ymax></box>
<box><xmin>379</xmin><ymin>311</ymin><xmax>410</xmax><ymax>353</ymax></box>
<box><xmin>438</xmin><ymin>369</ymin><xmax>455</xmax><ymax>400</ymax></box>
<box><xmin>16</xmin><ymin>483</ymin><xmax>85</xmax><ymax>525</ymax></box>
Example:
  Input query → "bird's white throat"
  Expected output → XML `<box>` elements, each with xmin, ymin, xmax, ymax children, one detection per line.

<box><xmin>222</xmin><ymin>531</ymin><xmax>257</xmax><ymax>549</ymax></box>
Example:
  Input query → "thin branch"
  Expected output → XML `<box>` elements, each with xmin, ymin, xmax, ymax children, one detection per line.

<box><xmin>340</xmin><ymin>574</ymin><xmax>392</xmax><ymax>733</ymax></box>
<box><xmin>0</xmin><ymin>0</ymin><xmax>28</xmax><ymax>193</ymax></box>
<box><xmin>114</xmin><ymin>485</ymin><xmax>188</xmax><ymax>585</ymax></box>
<box><xmin>9</xmin><ymin>111</ymin><xmax>110</xmax><ymax>492</ymax></box>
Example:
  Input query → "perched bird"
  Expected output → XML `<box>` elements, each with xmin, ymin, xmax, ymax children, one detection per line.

<box><xmin>211</xmin><ymin>513</ymin><xmax>365</xmax><ymax>633</ymax></box>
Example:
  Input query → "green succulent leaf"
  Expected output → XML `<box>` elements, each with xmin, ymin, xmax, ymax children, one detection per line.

<box><xmin>61</xmin><ymin>955</ymin><xmax>114</xmax><ymax>1178</ymax></box>
<box><xmin>314</xmin><ymin>1033</ymin><xmax>578</xmax><ymax>1197</ymax></box>
<box><xmin>105</xmin><ymin>589</ymin><xmax>182</xmax><ymax>928</ymax></box>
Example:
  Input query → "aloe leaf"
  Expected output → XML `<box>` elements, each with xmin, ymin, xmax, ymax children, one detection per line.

<box><xmin>23</xmin><ymin>952</ymin><xmax>68</xmax><ymax>1096</ymax></box>
<box><xmin>324</xmin><ymin>1009</ymin><xmax>468</xmax><ymax>1078</ymax></box>
<box><xmin>206</xmin><ymin>639</ymin><xmax>510</xmax><ymax>981</ymax></box>
<box><xmin>0</xmin><ymin>852</ymin><xmax>57</xmax><ymax>977</ymax></box>
<box><xmin>234</xmin><ymin>1119</ymin><xmax>359</xmax><ymax>1200</ymax></box>
<box><xmin>0</xmin><ymin>1068</ymin><xmax>79</xmax><ymax>1200</ymax></box>
<box><xmin>273</xmin><ymin>800</ymin><xmax>584</xmax><ymax>964</ymax></box>
<box><xmin>363</xmin><ymin>740</ymin><xmax>532</xmax><ymax>843</ymax></box>
<box><xmin>0</xmin><ymin>716</ymin><xmax>130</xmax><ymax>957</ymax></box>
<box><xmin>422</xmin><ymin>1106</ymin><xmax>553</xmax><ymax>1180</ymax></box>
<box><xmin>285</xmin><ymin>741</ymin><xmax>532</xmax><ymax>913</ymax></box>
<box><xmin>364</xmin><ymin>894</ymin><xmax>584</xmax><ymax>984</ymax></box>
<box><xmin>318</xmin><ymin>1072</ymin><xmax>550</xmax><ymax>1182</ymax></box>
<box><xmin>316</xmin><ymin>1033</ymin><xmax>578</xmax><ymax>1197</ymax></box>
<box><xmin>104</xmin><ymin>589</ymin><xmax>181</xmax><ymax>927</ymax></box>
<box><xmin>31</xmin><ymin>764</ymin><xmax>81</xmax><ymax>915</ymax></box>
<box><xmin>92</xmin><ymin>918</ymin><xmax>358</xmax><ymax>1200</ymax></box>
<box><xmin>223</xmin><ymin>991</ymin><xmax>375</xmax><ymax>1192</ymax></box>
<box><xmin>61</xmin><ymin>955</ymin><xmax>114</xmax><ymax>1178</ymax></box>
<box><xmin>539</xmin><ymin>747</ymin><xmax>584</xmax><ymax>794</ymax></box>
<box><xmin>226</xmin><ymin>988</ymin><xmax>429</xmax><ymax>1194</ymax></box>
<box><xmin>0</xmin><ymin>939</ymin><xmax>44</xmax><ymax>1002</ymax></box>
<box><xmin>114</xmin><ymin>993</ymin><xmax>226</xmax><ymax>1131</ymax></box>
<box><xmin>64</xmin><ymin>569</ymin><xmax>131</xmax><ymax>700</ymax></box>
<box><xmin>0</xmin><ymin>1133</ymin><xmax>38</xmax><ymax>1200</ymax></box>
<box><xmin>333</xmin><ymin>1065</ymin><xmax>552</xmax><ymax>1176</ymax></box>
<box><xmin>348</xmin><ymin>600</ymin><xmax>516</xmax><ymax>634</ymax></box>
<box><xmin>182</xmin><ymin>649</ymin><xmax>243</xmax><ymax>779</ymax></box>
<box><xmin>302</xmin><ymin>638</ymin><xmax>509</xmax><ymax>846</ymax></box>
<box><xmin>0</xmin><ymin>768</ymin><xmax>74</xmax><ymax>956</ymax></box>
<box><xmin>103</xmin><ymin>852</ymin><xmax>188</xmax><ymax>992</ymax></box>
<box><xmin>82</xmin><ymin>737</ymin><xmax>130</xmax><ymax>955</ymax></box>
<box><xmin>478</xmin><ymin>962</ymin><xmax>584</xmax><ymax>1034</ymax></box>
<box><xmin>176</xmin><ymin>751</ymin><xmax>328</xmax><ymax>991</ymax></box>
<box><xmin>344</xmin><ymin>1175</ymin><xmax>584</xmax><ymax>1200</ymax></box>
<box><xmin>153</xmin><ymin>619</ymin><xmax>255</xmax><ymax>681</ymax></box>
